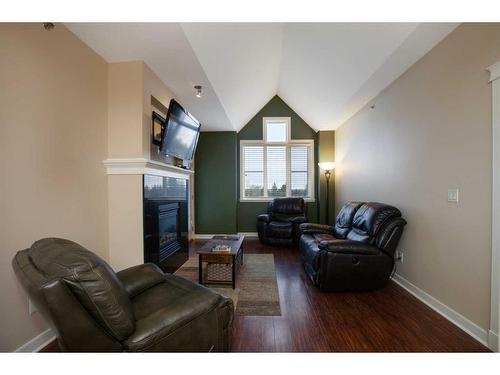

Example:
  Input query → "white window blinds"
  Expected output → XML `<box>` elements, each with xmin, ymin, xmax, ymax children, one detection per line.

<box><xmin>242</xmin><ymin>144</ymin><xmax>313</xmax><ymax>200</ymax></box>
<box><xmin>291</xmin><ymin>146</ymin><xmax>309</xmax><ymax>197</ymax></box>
<box><xmin>243</xmin><ymin>146</ymin><xmax>264</xmax><ymax>197</ymax></box>
<box><xmin>241</xmin><ymin>117</ymin><xmax>314</xmax><ymax>201</ymax></box>
<box><xmin>266</xmin><ymin>146</ymin><xmax>287</xmax><ymax>197</ymax></box>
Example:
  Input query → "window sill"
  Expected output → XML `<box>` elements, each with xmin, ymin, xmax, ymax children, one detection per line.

<box><xmin>240</xmin><ymin>197</ymin><xmax>316</xmax><ymax>203</ymax></box>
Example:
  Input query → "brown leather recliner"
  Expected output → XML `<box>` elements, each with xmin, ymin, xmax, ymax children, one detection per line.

<box><xmin>299</xmin><ymin>202</ymin><xmax>406</xmax><ymax>292</ymax></box>
<box><xmin>12</xmin><ymin>238</ymin><xmax>233</xmax><ymax>352</ymax></box>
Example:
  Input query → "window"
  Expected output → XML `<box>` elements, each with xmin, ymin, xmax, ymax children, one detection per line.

<box><xmin>240</xmin><ymin>117</ymin><xmax>314</xmax><ymax>201</ymax></box>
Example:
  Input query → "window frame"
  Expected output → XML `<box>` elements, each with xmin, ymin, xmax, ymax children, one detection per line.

<box><xmin>240</xmin><ymin>117</ymin><xmax>315</xmax><ymax>202</ymax></box>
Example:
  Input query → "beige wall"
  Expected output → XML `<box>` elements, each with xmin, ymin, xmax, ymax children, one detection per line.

<box><xmin>142</xmin><ymin>63</ymin><xmax>175</xmax><ymax>159</ymax></box>
<box><xmin>335</xmin><ymin>23</ymin><xmax>500</xmax><ymax>330</ymax></box>
<box><xmin>107</xmin><ymin>175</ymin><xmax>144</xmax><ymax>271</ymax></box>
<box><xmin>107</xmin><ymin>62</ymin><xmax>144</xmax><ymax>159</ymax></box>
<box><xmin>106</xmin><ymin>61</ymin><xmax>175</xmax><ymax>271</ymax></box>
<box><xmin>0</xmin><ymin>24</ymin><xmax>108</xmax><ymax>351</ymax></box>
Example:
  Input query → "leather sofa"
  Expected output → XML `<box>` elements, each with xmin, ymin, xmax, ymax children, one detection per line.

<box><xmin>12</xmin><ymin>238</ymin><xmax>234</xmax><ymax>352</ymax></box>
<box><xmin>257</xmin><ymin>197</ymin><xmax>307</xmax><ymax>245</ymax></box>
<box><xmin>299</xmin><ymin>202</ymin><xmax>406</xmax><ymax>292</ymax></box>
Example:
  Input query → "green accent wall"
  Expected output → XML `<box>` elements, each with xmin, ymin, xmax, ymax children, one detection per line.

<box><xmin>237</xmin><ymin>95</ymin><xmax>319</xmax><ymax>232</ymax></box>
<box><xmin>194</xmin><ymin>132</ymin><xmax>238</xmax><ymax>234</ymax></box>
<box><xmin>194</xmin><ymin>96</ymin><xmax>335</xmax><ymax>234</ymax></box>
<box><xmin>318</xmin><ymin>131</ymin><xmax>335</xmax><ymax>225</ymax></box>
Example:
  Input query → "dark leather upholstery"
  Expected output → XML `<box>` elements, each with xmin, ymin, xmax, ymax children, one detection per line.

<box><xmin>334</xmin><ymin>201</ymin><xmax>364</xmax><ymax>238</ymax></box>
<box><xmin>257</xmin><ymin>197</ymin><xmax>307</xmax><ymax>245</ymax></box>
<box><xmin>12</xmin><ymin>238</ymin><xmax>234</xmax><ymax>352</ymax></box>
<box><xmin>346</xmin><ymin>202</ymin><xmax>402</xmax><ymax>244</ymax></box>
<box><xmin>299</xmin><ymin>202</ymin><xmax>406</xmax><ymax>292</ymax></box>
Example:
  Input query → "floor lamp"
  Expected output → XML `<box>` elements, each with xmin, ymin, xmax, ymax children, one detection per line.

<box><xmin>318</xmin><ymin>162</ymin><xmax>335</xmax><ymax>225</ymax></box>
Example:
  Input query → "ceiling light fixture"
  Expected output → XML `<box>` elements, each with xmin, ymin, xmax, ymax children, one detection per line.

<box><xmin>43</xmin><ymin>23</ymin><xmax>55</xmax><ymax>31</ymax></box>
<box><xmin>194</xmin><ymin>85</ymin><xmax>202</xmax><ymax>98</ymax></box>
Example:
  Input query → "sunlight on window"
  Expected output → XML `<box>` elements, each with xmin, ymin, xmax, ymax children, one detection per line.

<box><xmin>266</xmin><ymin>121</ymin><xmax>287</xmax><ymax>142</ymax></box>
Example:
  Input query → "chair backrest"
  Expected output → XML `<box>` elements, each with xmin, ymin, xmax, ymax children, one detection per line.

<box><xmin>346</xmin><ymin>202</ymin><xmax>403</xmax><ymax>245</ymax></box>
<box><xmin>333</xmin><ymin>201</ymin><xmax>364</xmax><ymax>238</ymax></box>
<box><xmin>12</xmin><ymin>238</ymin><xmax>135</xmax><ymax>350</ymax></box>
<box><xmin>269</xmin><ymin>197</ymin><xmax>306</xmax><ymax>221</ymax></box>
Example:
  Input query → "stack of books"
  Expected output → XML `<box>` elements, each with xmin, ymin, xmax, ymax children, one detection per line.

<box><xmin>211</xmin><ymin>244</ymin><xmax>231</xmax><ymax>253</ymax></box>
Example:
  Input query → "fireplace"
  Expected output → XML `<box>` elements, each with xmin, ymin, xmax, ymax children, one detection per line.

<box><xmin>158</xmin><ymin>202</ymin><xmax>181</xmax><ymax>260</ymax></box>
<box><xmin>143</xmin><ymin>175</ymin><xmax>189</xmax><ymax>272</ymax></box>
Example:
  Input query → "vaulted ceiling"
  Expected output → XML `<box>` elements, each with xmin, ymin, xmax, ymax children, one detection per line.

<box><xmin>66</xmin><ymin>23</ymin><xmax>458</xmax><ymax>131</ymax></box>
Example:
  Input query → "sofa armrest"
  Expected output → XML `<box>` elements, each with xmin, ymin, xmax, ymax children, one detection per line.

<box><xmin>117</xmin><ymin>263</ymin><xmax>165</xmax><ymax>298</ymax></box>
<box><xmin>318</xmin><ymin>239</ymin><xmax>380</xmax><ymax>256</ymax></box>
<box><xmin>289</xmin><ymin>216</ymin><xmax>308</xmax><ymax>224</ymax></box>
<box><xmin>257</xmin><ymin>214</ymin><xmax>271</xmax><ymax>223</ymax></box>
<box><xmin>299</xmin><ymin>223</ymin><xmax>334</xmax><ymax>235</ymax></box>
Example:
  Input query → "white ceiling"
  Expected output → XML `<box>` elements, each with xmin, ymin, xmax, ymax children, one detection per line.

<box><xmin>66</xmin><ymin>23</ymin><xmax>457</xmax><ymax>131</ymax></box>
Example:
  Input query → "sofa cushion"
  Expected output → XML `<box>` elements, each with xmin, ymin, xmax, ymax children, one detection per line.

<box><xmin>334</xmin><ymin>201</ymin><xmax>364</xmax><ymax>238</ymax></box>
<box><xmin>270</xmin><ymin>197</ymin><xmax>305</xmax><ymax>215</ymax></box>
<box><xmin>126</xmin><ymin>274</ymin><xmax>222</xmax><ymax>351</ymax></box>
<box><xmin>268</xmin><ymin>221</ymin><xmax>293</xmax><ymax>238</ymax></box>
<box><xmin>347</xmin><ymin>203</ymin><xmax>402</xmax><ymax>244</ymax></box>
<box><xmin>27</xmin><ymin>238</ymin><xmax>135</xmax><ymax>341</ymax></box>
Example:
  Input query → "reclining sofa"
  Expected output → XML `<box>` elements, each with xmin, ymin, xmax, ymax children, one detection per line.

<box><xmin>299</xmin><ymin>201</ymin><xmax>406</xmax><ymax>292</ymax></box>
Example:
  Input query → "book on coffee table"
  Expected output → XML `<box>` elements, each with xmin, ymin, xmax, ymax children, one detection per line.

<box><xmin>211</xmin><ymin>244</ymin><xmax>231</xmax><ymax>252</ymax></box>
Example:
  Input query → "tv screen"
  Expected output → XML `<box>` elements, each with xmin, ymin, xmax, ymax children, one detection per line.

<box><xmin>160</xmin><ymin>99</ymin><xmax>201</xmax><ymax>161</ymax></box>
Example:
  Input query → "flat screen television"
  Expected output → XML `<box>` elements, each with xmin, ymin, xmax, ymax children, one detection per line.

<box><xmin>159</xmin><ymin>99</ymin><xmax>201</xmax><ymax>162</ymax></box>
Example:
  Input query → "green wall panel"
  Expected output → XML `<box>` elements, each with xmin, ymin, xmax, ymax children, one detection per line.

<box><xmin>194</xmin><ymin>132</ymin><xmax>237</xmax><ymax>234</ymax></box>
<box><xmin>237</xmin><ymin>95</ymin><xmax>320</xmax><ymax>232</ymax></box>
<box><xmin>318</xmin><ymin>131</ymin><xmax>335</xmax><ymax>225</ymax></box>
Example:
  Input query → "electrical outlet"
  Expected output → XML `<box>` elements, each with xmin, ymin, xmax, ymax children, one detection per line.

<box><xmin>28</xmin><ymin>298</ymin><xmax>38</xmax><ymax>315</ymax></box>
<box><xmin>396</xmin><ymin>250</ymin><xmax>404</xmax><ymax>263</ymax></box>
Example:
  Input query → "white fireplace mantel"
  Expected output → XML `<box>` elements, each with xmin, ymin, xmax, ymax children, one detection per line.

<box><xmin>103</xmin><ymin>158</ymin><xmax>194</xmax><ymax>180</ymax></box>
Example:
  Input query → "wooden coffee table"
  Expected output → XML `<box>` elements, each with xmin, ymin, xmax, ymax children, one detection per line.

<box><xmin>197</xmin><ymin>235</ymin><xmax>244</xmax><ymax>289</ymax></box>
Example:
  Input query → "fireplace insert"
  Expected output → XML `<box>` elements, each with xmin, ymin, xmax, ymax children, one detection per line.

<box><xmin>143</xmin><ymin>175</ymin><xmax>189</xmax><ymax>272</ymax></box>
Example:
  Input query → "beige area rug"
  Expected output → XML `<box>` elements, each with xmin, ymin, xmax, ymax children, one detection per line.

<box><xmin>174</xmin><ymin>254</ymin><xmax>281</xmax><ymax>316</ymax></box>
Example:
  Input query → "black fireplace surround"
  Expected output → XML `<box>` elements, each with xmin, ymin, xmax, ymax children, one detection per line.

<box><xmin>143</xmin><ymin>175</ymin><xmax>189</xmax><ymax>272</ymax></box>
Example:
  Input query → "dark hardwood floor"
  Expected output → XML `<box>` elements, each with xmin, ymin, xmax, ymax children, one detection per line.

<box><xmin>207</xmin><ymin>239</ymin><xmax>489</xmax><ymax>352</ymax></box>
<box><xmin>41</xmin><ymin>238</ymin><xmax>490</xmax><ymax>352</ymax></box>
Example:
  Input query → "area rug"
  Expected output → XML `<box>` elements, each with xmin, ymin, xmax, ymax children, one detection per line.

<box><xmin>174</xmin><ymin>253</ymin><xmax>281</xmax><ymax>316</ymax></box>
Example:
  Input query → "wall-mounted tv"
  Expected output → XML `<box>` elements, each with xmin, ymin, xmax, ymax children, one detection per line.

<box><xmin>159</xmin><ymin>99</ymin><xmax>201</xmax><ymax>162</ymax></box>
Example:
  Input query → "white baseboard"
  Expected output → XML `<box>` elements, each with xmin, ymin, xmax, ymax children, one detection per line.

<box><xmin>14</xmin><ymin>328</ymin><xmax>55</xmax><ymax>353</ymax></box>
<box><xmin>392</xmin><ymin>273</ymin><xmax>491</xmax><ymax>349</ymax></box>
<box><xmin>237</xmin><ymin>232</ymin><xmax>258</xmax><ymax>238</ymax></box>
<box><xmin>488</xmin><ymin>330</ymin><xmax>499</xmax><ymax>352</ymax></box>
<box><xmin>194</xmin><ymin>232</ymin><xmax>258</xmax><ymax>240</ymax></box>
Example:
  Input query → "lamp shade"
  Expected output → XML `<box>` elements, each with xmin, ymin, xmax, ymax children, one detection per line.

<box><xmin>318</xmin><ymin>162</ymin><xmax>335</xmax><ymax>171</ymax></box>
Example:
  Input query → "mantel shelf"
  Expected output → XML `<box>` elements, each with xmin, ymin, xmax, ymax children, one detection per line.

<box><xmin>103</xmin><ymin>158</ymin><xmax>194</xmax><ymax>180</ymax></box>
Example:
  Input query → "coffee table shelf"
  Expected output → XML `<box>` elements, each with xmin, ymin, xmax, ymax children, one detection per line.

<box><xmin>197</xmin><ymin>235</ymin><xmax>244</xmax><ymax>289</ymax></box>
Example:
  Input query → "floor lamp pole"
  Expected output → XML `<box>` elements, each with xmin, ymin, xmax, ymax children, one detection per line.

<box><xmin>325</xmin><ymin>170</ymin><xmax>331</xmax><ymax>225</ymax></box>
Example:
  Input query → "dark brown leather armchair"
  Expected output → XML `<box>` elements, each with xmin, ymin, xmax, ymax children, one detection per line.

<box><xmin>12</xmin><ymin>238</ymin><xmax>233</xmax><ymax>352</ymax></box>
<box><xmin>257</xmin><ymin>197</ymin><xmax>307</xmax><ymax>245</ymax></box>
<box><xmin>299</xmin><ymin>202</ymin><xmax>406</xmax><ymax>292</ymax></box>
